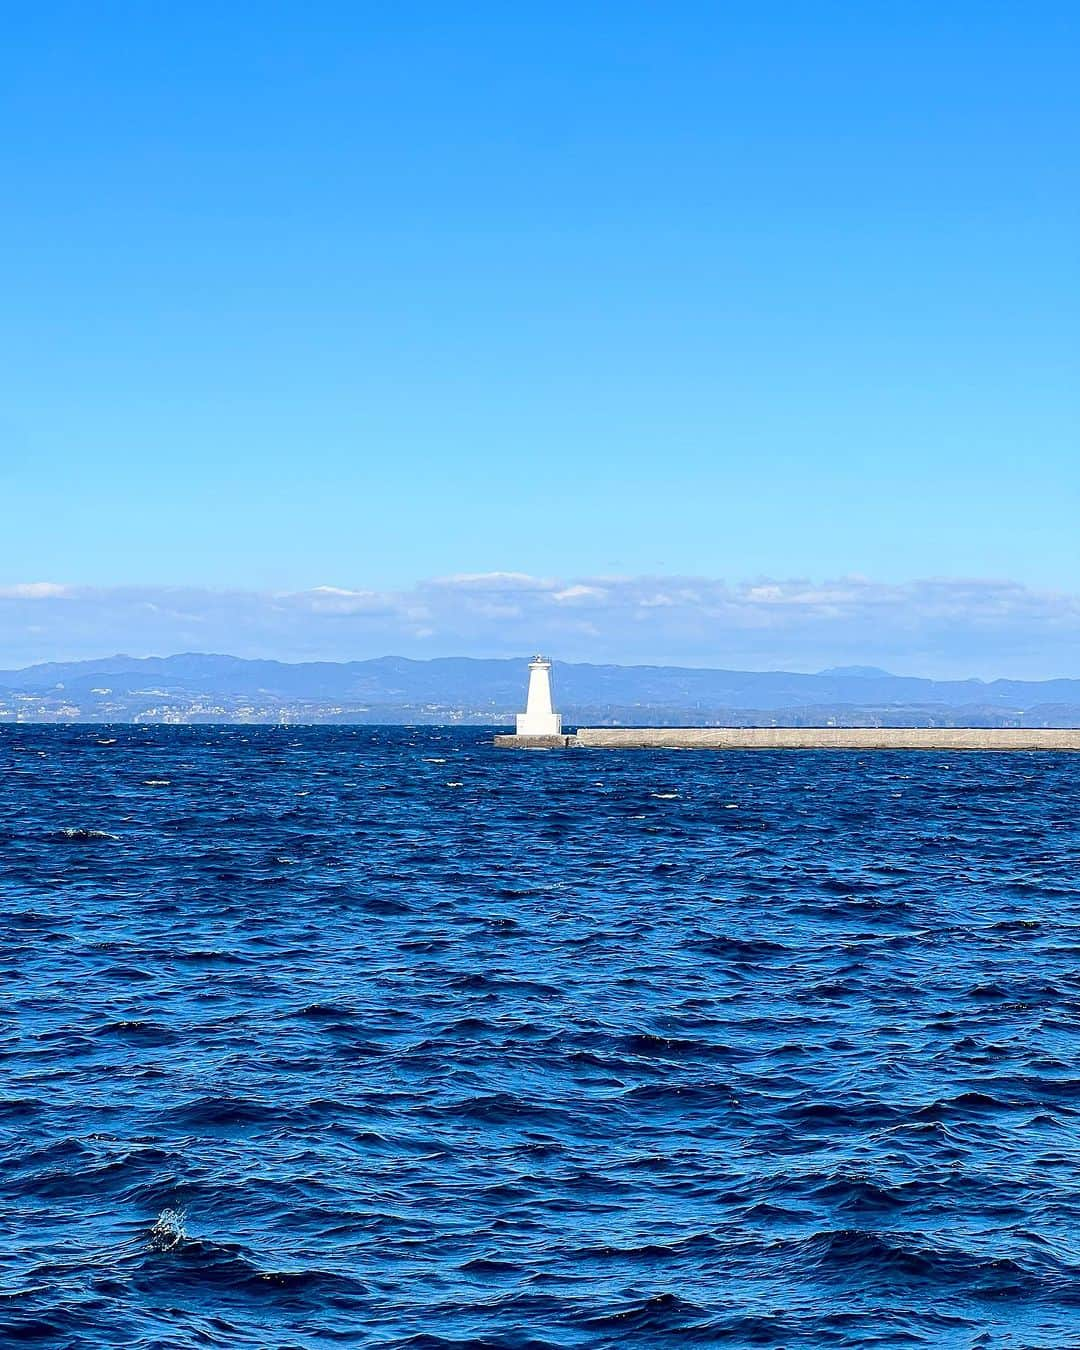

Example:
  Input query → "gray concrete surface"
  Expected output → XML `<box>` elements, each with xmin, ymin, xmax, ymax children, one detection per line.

<box><xmin>494</xmin><ymin>727</ymin><xmax>1080</xmax><ymax>750</ymax></box>
<box><xmin>492</xmin><ymin>734</ymin><xmax>575</xmax><ymax>749</ymax></box>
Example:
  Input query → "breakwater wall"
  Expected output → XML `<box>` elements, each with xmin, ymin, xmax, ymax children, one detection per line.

<box><xmin>493</xmin><ymin>727</ymin><xmax>1080</xmax><ymax>751</ymax></box>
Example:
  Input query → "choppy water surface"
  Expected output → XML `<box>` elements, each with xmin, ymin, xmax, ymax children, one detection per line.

<box><xmin>4</xmin><ymin>727</ymin><xmax>1080</xmax><ymax>1348</ymax></box>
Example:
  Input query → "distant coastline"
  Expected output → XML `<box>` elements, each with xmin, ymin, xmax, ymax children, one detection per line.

<box><xmin>3</xmin><ymin>652</ymin><xmax>1080</xmax><ymax>727</ymax></box>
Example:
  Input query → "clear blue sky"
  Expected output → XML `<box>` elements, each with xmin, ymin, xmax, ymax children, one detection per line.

<box><xmin>1</xmin><ymin>2</ymin><xmax>1077</xmax><ymax>600</ymax></box>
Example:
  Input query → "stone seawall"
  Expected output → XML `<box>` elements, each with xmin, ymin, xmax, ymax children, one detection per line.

<box><xmin>492</xmin><ymin>734</ymin><xmax>574</xmax><ymax>749</ymax></box>
<box><xmin>494</xmin><ymin>728</ymin><xmax>1080</xmax><ymax>751</ymax></box>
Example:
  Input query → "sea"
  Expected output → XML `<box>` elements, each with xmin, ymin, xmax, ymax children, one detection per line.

<box><xmin>3</xmin><ymin>725</ymin><xmax>1080</xmax><ymax>1349</ymax></box>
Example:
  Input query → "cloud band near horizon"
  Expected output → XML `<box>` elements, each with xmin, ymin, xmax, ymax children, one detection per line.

<box><xmin>2</xmin><ymin>573</ymin><xmax>1079</xmax><ymax>680</ymax></box>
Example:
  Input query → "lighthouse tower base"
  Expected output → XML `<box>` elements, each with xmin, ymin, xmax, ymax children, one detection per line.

<box><xmin>515</xmin><ymin>710</ymin><xmax>563</xmax><ymax>736</ymax></box>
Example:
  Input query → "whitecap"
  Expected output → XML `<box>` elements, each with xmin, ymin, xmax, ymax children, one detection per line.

<box><xmin>149</xmin><ymin>1207</ymin><xmax>187</xmax><ymax>1252</ymax></box>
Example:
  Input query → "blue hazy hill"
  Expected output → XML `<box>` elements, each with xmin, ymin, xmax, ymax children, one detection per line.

<box><xmin>4</xmin><ymin>653</ymin><xmax>1080</xmax><ymax>725</ymax></box>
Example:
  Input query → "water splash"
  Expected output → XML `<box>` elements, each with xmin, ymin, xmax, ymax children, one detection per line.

<box><xmin>148</xmin><ymin>1208</ymin><xmax>187</xmax><ymax>1252</ymax></box>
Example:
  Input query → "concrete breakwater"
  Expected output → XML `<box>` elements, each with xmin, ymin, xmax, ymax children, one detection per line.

<box><xmin>494</xmin><ymin>727</ymin><xmax>1080</xmax><ymax>751</ymax></box>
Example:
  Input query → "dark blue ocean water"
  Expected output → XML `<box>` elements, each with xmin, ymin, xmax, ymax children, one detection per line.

<box><xmin>4</xmin><ymin>726</ymin><xmax>1080</xmax><ymax>1348</ymax></box>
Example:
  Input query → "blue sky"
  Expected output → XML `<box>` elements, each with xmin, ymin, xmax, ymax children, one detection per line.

<box><xmin>2</xmin><ymin>4</ymin><xmax>1078</xmax><ymax>670</ymax></box>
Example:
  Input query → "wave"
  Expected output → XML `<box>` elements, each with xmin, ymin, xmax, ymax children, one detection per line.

<box><xmin>143</xmin><ymin>1214</ymin><xmax>369</xmax><ymax>1303</ymax></box>
<box><xmin>578</xmin><ymin>1292</ymin><xmax>714</xmax><ymax>1334</ymax></box>
<box><xmin>7</xmin><ymin>726</ymin><xmax>1080</xmax><ymax>1347</ymax></box>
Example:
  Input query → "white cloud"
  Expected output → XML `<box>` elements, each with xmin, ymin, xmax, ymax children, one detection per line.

<box><xmin>0</xmin><ymin>582</ymin><xmax>72</xmax><ymax>599</ymax></box>
<box><xmin>551</xmin><ymin>585</ymin><xmax>607</xmax><ymax>602</ymax></box>
<box><xmin>2</xmin><ymin>573</ymin><xmax>1080</xmax><ymax>679</ymax></box>
<box><xmin>433</xmin><ymin>571</ymin><xmax>548</xmax><ymax>590</ymax></box>
<box><xmin>282</xmin><ymin>586</ymin><xmax>398</xmax><ymax>616</ymax></box>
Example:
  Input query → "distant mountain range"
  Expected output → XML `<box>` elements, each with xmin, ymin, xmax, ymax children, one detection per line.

<box><xmin>3</xmin><ymin>652</ymin><xmax>1080</xmax><ymax>726</ymax></box>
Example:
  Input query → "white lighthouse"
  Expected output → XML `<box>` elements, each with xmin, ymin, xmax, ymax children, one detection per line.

<box><xmin>516</xmin><ymin>655</ymin><xmax>562</xmax><ymax>736</ymax></box>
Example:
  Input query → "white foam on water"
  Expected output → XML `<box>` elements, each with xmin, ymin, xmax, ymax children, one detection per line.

<box><xmin>149</xmin><ymin>1207</ymin><xmax>187</xmax><ymax>1252</ymax></box>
